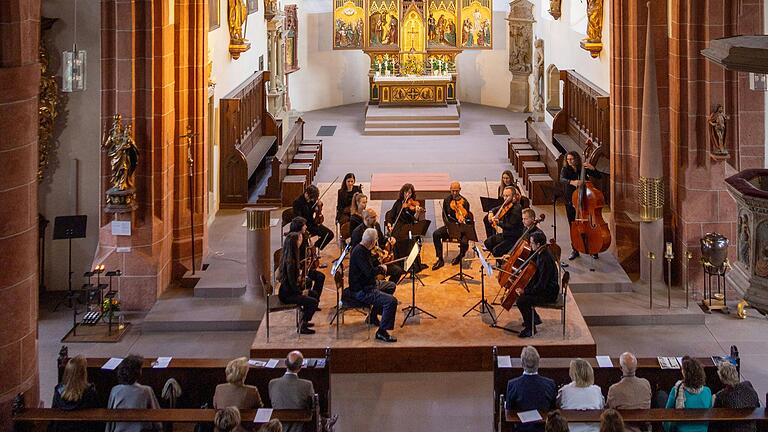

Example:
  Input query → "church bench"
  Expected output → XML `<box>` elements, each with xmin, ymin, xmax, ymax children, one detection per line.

<box><xmin>514</xmin><ymin>150</ymin><xmax>540</xmax><ymax>175</ymax></box>
<box><xmin>13</xmin><ymin>407</ymin><xmax>316</xmax><ymax>432</ymax></box>
<box><xmin>56</xmin><ymin>348</ymin><xmax>332</xmax><ymax>418</ymax></box>
<box><xmin>282</xmin><ymin>175</ymin><xmax>308</xmax><ymax>207</ymax></box>
<box><xmin>300</xmin><ymin>139</ymin><xmax>323</xmax><ymax>161</ymax></box>
<box><xmin>521</xmin><ymin>161</ymin><xmax>548</xmax><ymax>186</ymax></box>
<box><xmin>525</xmin><ymin>118</ymin><xmax>564</xmax><ymax>182</ymax></box>
<box><xmin>507</xmin><ymin>137</ymin><xmax>530</xmax><ymax>163</ymax></box>
<box><xmin>509</xmin><ymin>143</ymin><xmax>534</xmax><ymax>168</ymax></box>
<box><xmin>492</xmin><ymin>346</ymin><xmax>734</xmax><ymax>432</ymax></box>
<box><xmin>260</xmin><ymin>118</ymin><xmax>309</xmax><ymax>205</ymax></box>
<box><xmin>292</xmin><ymin>152</ymin><xmax>318</xmax><ymax>177</ymax></box>
<box><xmin>527</xmin><ymin>173</ymin><xmax>555</xmax><ymax>206</ymax></box>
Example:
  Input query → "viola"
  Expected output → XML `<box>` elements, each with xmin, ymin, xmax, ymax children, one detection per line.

<box><xmin>569</xmin><ymin>140</ymin><xmax>611</xmax><ymax>255</ymax></box>
<box><xmin>450</xmin><ymin>197</ymin><xmax>469</xmax><ymax>224</ymax></box>
<box><xmin>490</xmin><ymin>194</ymin><xmax>516</xmax><ymax>229</ymax></box>
<box><xmin>314</xmin><ymin>200</ymin><xmax>324</xmax><ymax>225</ymax></box>
<box><xmin>403</xmin><ymin>198</ymin><xmax>422</xmax><ymax>212</ymax></box>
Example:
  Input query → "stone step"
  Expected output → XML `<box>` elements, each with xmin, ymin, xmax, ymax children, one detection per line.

<box><xmin>143</xmin><ymin>288</ymin><xmax>263</xmax><ymax>332</ymax></box>
<box><xmin>365</xmin><ymin>105</ymin><xmax>460</xmax><ymax>121</ymax></box>
<box><xmin>364</xmin><ymin>119</ymin><xmax>460</xmax><ymax>128</ymax></box>
<box><xmin>573</xmin><ymin>288</ymin><xmax>706</xmax><ymax>326</ymax></box>
<box><xmin>192</xmin><ymin>263</ymin><xmax>247</xmax><ymax>298</ymax></box>
<box><xmin>363</xmin><ymin>127</ymin><xmax>461</xmax><ymax>136</ymax></box>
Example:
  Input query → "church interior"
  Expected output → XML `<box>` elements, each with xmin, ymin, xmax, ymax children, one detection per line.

<box><xmin>4</xmin><ymin>0</ymin><xmax>768</xmax><ymax>430</ymax></box>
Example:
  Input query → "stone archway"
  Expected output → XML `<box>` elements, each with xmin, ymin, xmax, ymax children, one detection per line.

<box><xmin>546</xmin><ymin>64</ymin><xmax>561</xmax><ymax>112</ymax></box>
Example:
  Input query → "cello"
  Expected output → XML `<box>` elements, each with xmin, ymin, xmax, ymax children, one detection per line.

<box><xmin>497</xmin><ymin>214</ymin><xmax>545</xmax><ymax>289</ymax></box>
<box><xmin>499</xmin><ymin>240</ymin><xmax>561</xmax><ymax>310</ymax></box>
<box><xmin>570</xmin><ymin>141</ymin><xmax>611</xmax><ymax>255</ymax></box>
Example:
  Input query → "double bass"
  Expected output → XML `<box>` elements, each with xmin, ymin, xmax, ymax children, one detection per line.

<box><xmin>570</xmin><ymin>141</ymin><xmax>611</xmax><ymax>255</ymax></box>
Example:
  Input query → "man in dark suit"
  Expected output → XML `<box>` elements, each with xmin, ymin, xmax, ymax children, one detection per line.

<box><xmin>350</xmin><ymin>208</ymin><xmax>404</xmax><ymax>283</ymax></box>
<box><xmin>515</xmin><ymin>231</ymin><xmax>559</xmax><ymax>338</ymax></box>
<box><xmin>268</xmin><ymin>351</ymin><xmax>315</xmax><ymax>432</ymax></box>
<box><xmin>505</xmin><ymin>345</ymin><xmax>556</xmax><ymax>432</ymax></box>
<box><xmin>292</xmin><ymin>185</ymin><xmax>334</xmax><ymax>250</ymax></box>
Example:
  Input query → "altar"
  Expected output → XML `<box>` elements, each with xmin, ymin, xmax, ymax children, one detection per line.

<box><xmin>370</xmin><ymin>74</ymin><xmax>456</xmax><ymax>106</ymax></box>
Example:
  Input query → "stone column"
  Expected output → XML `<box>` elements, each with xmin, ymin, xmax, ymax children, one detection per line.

<box><xmin>276</xmin><ymin>30</ymin><xmax>284</xmax><ymax>91</ymax></box>
<box><xmin>268</xmin><ymin>30</ymin><xmax>278</xmax><ymax>93</ymax></box>
<box><xmin>0</xmin><ymin>0</ymin><xmax>41</xmax><ymax>428</ymax></box>
<box><xmin>245</xmin><ymin>207</ymin><xmax>274</xmax><ymax>292</ymax></box>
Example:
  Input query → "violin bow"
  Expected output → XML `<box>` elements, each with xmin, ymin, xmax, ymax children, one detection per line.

<box><xmin>484</xmin><ymin>176</ymin><xmax>490</xmax><ymax>197</ymax></box>
<box><xmin>312</xmin><ymin>176</ymin><xmax>339</xmax><ymax>210</ymax></box>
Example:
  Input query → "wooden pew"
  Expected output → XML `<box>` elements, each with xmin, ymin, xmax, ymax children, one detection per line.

<box><xmin>259</xmin><ymin>118</ymin><xmax>312</xmax><ymax>206</ymax></box>
<box><xmin>56</xmin><ymin>347</ymin><xmax>332</xmax><ymax>418</ymax></box>
<box><xmin>492</xmin><ymin>347</ymin><xmax>732</xmax><ymax>432</ymax></box>
<box><xmin>220</xmin><ymin>71</ymin><xmax>283</xmax><ymax>208</ymax></box>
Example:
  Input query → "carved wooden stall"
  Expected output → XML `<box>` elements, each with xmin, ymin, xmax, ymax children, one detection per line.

<box><xmin>219</xmin><ymin>71</ymin><xmax>282</xmax><ymax>208</ymax></box>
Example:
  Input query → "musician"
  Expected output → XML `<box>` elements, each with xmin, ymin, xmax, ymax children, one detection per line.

<box><xmin>515</xmin><ymin>231</ymin><xmax>559</xmax><ymax>338</ymax></box>
<box><xmin>560</xmin><ymin>150</ymin><xmax>602</xmax><ymax>261</ymax></box>
<box><xmin>385</xmin><ymin>183</ymin><xmax>429</xmax><ymax>273</ymax></box>
<box><xmin>336</xmin><ymin>172</ymin><xmax>363</xmax><ymax>225</ymax></box>
<box><xmin>348</xmin><ymin>192</ymin><xmax>368</xmax><ymax>234</ymax></box>
<box><xmin>277</xmin><ymin>232</ymin><xmax>318</xmax><ymax>335</ymax></box>
<box><xmin>483</xmin><ymin>186</ymin><xmax>524</xmax><ymax>257</ymax></box>
<box><xmin>498</xmin><ymin>170</ymin><xmax>515</xmax><ymax>198</ymax></box>
<box><xmin>432</xmin><ymin>181</ymin><xmax>473</xmax><ymax>270</ymax></box>
<box><xmin>350</xmin><ymin>208</ymin><xmax>405</xmax><ymax>282</ymax></box>
<box><xmin>520</xmin><ymin>208</ymin><xmax>542</xmax><ymax>243</ymax></box>
<box><xmin>349</xmin><ymin>228</ymin><xmax>399</xmax><ymax>343</ymax></box>
<box><xmin>288</xmin><ymin>217</ymin><xmax>326</xmax><ymax>301</ymax></box>
<box><xmin>292</xmin><ymin>185</ymin><xmax>334</xmax><ymax>250</ymax></box>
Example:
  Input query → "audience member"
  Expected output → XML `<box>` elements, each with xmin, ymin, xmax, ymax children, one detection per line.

<box><xmin>544</xmin><ymin>410</ymin><xmax>569</xmax><ymax>432</ymax></box>
<box><xmin>213</xmin><ymin>357</ymin><xmax>263</xmax><ymax>410</ymax></box>
<box><xmin>607</xmin><ymin>352</ymin><xmax>650</xmax><ymax>432</ymax></box>
<box><xmin>599</xmin><ymin>409</ymin><xmax>625</xmax><ymax>432</ymax></box>
<box><xmin>505</xmin><ymin>346</ymin><xmax>556</xmax><ymax>432</ymax></box>
<box><xmin>49</xmin><ymin>355</ymin><xmax>101</xmax><ymax>432</ymax></box>
<box><xmin>557</xmin><ymin>358</ymin><xmax>604</xmax><ymax>432</ymax></box>
<box><xmin>213</xmin><ymin>406</ymin><xmax>242</xmax><ymax>432</ymax></box>
<box><xmin>712</xmin><ymin>362</ymin><xmax>760</xmax><ymax>432</ymax></box>
<box><xmin>269</xmin><ymin>351</ymin><xmax>315</xmax><ymax>432</ymax></box>
<box><xmin>106</xmin><ymin>355</ymin><xmax>162</xmax><ymax>432</ymax></box>
<box><xmin>663</xmin><ymin>356</ymin><xmax>712</xmax><ymax>432</ymax></box>
<box><xmin>258</xmin><ymin>419</ymin><xmax>283</xmax><ymax>432</ymax></box>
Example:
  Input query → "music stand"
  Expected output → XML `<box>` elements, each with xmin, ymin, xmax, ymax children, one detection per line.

<box><xmin>440</xmin><ymin>222</ymin><xmax>479</xmax><ymax>292</ymax></box>
<box><xmin>480</xmin><ymin>197</ymin><xmax>503</xmax><ymax>213</ymax></box>
<box><xmin>542</xmin><ymin>180</ymin><xmax>568</xmax><ymax>268</ymax></box>
<box><xmin>52</xmin><ymin>215</ymin><xmax>87</xmax><ymax>311</ymax></box>
<box><xmin>463</xmin><ymin>245</ymin><xmax>496</xmax><ymax>323</ymax></box>
<box><xmin>401</xmin><ymin>242</ymin><xmax>436</xmax><ymax>327</ymax></box>
<box><xmin>331</xmin><ymin>244</ymin><xmax>350</xmax><ymax>277</ymax></box>
<box><xmin>392</xmin><ymin>220</ymin><xmax>430</xmax><ymax>287</ymax></box>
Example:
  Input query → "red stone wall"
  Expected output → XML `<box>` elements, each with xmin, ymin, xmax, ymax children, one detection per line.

<box><xmin>0</xmin><ymin>1</ymin><xmax>41</xmax><ymax>429</ymax></box>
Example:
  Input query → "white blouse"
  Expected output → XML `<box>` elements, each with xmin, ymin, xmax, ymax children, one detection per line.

<box><xmin>557</xmin><ymin>383</ymin><xmax>605</xmax><ymax>432</ymax></box>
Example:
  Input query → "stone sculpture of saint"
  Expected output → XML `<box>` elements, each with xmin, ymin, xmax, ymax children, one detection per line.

<box><xmin>532</xmin><ymin>39</ymin><xmax>545</xmax><ymax>113</ymax></box>
<box><xmin>739</xmin><ymin>214</ymin><xmax>750</xmax><ymax>266</ymax></box>
<box><xmin>708</xmin><ymin>104</ymin><xmax>730</xmax><ymax>156</ymax></box>
<box><xmin>228</xmin><ymin>0</ymin><xmax>248</xmax><ymax>43</ymax></box>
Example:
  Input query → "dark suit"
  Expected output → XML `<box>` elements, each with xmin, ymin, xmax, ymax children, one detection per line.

<box><xmin>433</xmin><ymin>195</ymin><xmax>473</xmax><ymax>260</ymax></box>
<box><xmin>516</xmin><ymin>247</ymin><xmax>559</xmax><ymax>330</ymax></box>
<box><xmin>559</xmin><ymin>164</ymin><xmax>602</xmax><ymax>226</ymax></box>
<box><xmin>268</xmin><ymin>373</ymin><xmax>315</xmax><ymax>432</ymax></box>
<box><xmin>292</xmin><ymin>194</ymin><xmax>334</xmax><ymax>250</ymax></box>
<box><xmin>483</xmin><ymin>202</ymin><xmax>523</xmax><ymax>257</ymax></box>
<box><xmin>349</xmin><ymin>223</ymin><xmax>404</xmax><ymax>282</ymax></box>
<box><xmin>349</xmin><ymin>244</ymin><xmax>397</xmax><ymax>331</ymax></box>
<box><xmin>505</xmin><ymin>373</ymin><xmax>557</xmax><ymax>432</ymax></box>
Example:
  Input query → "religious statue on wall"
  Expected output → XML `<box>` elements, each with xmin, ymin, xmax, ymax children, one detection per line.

<box><xmin>755</xmin><ymin>223</ymin><xmax>768</xmax><ymax>278</ymax></box>
<box><xmin>506</xmin><ymin>0</ymin><xmax>534</xmax><ymax>112</ymax></box>
<box><xmin>531</xmin><ymin>38</ymin><xmax>544</xmax><ymax>115</ymax></box>
<box><xmin>38</xmin><ymin>18</ymin><xmax>61</xmax><ymax>183</ymax></box>
<box><xmin>508</xmin><ymin>24</ymin><xmax>531</xmax><ymax>74</ymax></box>
<box><xmin>548</xmin><ymin>0</ymin><xmax>561</xmax><ymax>19</ymax></box>
<box><xmin>103</xmin><ymin>114</ymin><xmax>139</xmax><ymax>212</ymax></box>
<box><xmin>579</xmin><ymin>0</ymin><xmax>603</xmax><ymax>57</ymax></box>
<box><xmin>285</xmin><ymin>5</ymin><xmax>299</xmax><ymax>71</ymax></box>
<box><xmin>228</xmin><ymin>0</ymin><xmax>251</xmax><ymax>58</ymax></box>
<box><xmin>740</xmin><ymin>213</ymin><xmax>751</xmax><ymax>268</ymax></box>
<box><xmin>708</xmin><ymin>104</ymin><xmax>730</xmax><ymax>157</ymax></box>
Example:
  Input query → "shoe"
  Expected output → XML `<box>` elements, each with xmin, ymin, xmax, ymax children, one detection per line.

<box><xmin>375</xmin><ymin>330</ymin><xmax>398</xmax><ymax>343</ymax></box>
<box><xmin>432</xmin><ymin>259</ymin><xmax>445</xmax><ymax>271</ymax></box>
<box><xmin>568</xmin><ymin>250</ymin><xmax>580</xmax><ymax>260</ymax></box>
<box><xmin>451</xmin><ymin>255</ymin><xmax>464</xmax><ymax>266</ymax></box>
<box><xmin>417</xmin><ymin>263</ymin><xmax>429</xmax><ymax>273</ymax></box>
<box><xmin>592</xmin><ymin>254</ymin><xmax>599</xmax><ymax>259</ymax></box>
<box><xmin>533</xmin><ymin>315</ymin><xmax>542</xmax><ymax>326</ymax></box>
<box><xmin>365</xmin><ymin>314</ymin><xmax>381</xmax><ymax>326</ymax></box>
<box><xmin>300</xmin><ymin>326</ymin><xmax>316</xmax><ymax>335</ymax></box>
<box><xmin>518</xmin><ymin>328</ymin><xmax>533</xmax><ymax>338</ymax></box>
<box><xmin>305</xmin><ymin>322</ymin><xmax>315</xmax><ymax>328</ymax></box>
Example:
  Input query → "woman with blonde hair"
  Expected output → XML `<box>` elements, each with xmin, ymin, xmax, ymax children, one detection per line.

<box><xmin>348</xmin><ymin>192</ymin><xmax>368</xmax><ymax>234</ymax></box>
<box><xmin>557</xmin><ymin>358</ymin><xmax>604</xmax><ymax>432</ymax></box>
<box><xmin>213</xmin><ymin>357</ymin><xmax>263</xmax><ymax>410</ymax></box>
<box><xmin>213</xmin><ymin>406</ymin><xmax>242</xmax><ymax>432</ymax></box>
<box><xmin>49</xmin><ymin>355</ymin><xmax>101</xmax><ymax>432</ymax></box>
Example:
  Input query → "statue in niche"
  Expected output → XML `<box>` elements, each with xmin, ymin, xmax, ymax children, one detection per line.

<box><xmin>585</xmin><ymin>0</ymin><xmax>604</xmax><ymax>43</ymax></box>
<box><xmin>739</xmin><ymin>213</ymin><xmax>751</xmax><ymax>267</ymax></box>
<box><xmin>548</xmin><ymin>0</ymin><xmax>561</xmax><ymax>19</ymax></box>
<box><xmin>228</xmin><ymin>0</ymin><xmax>248</xmax><ymax>43</ymax></box>
<box><xmin>532</xmin><ymin>38</ymin><xmax>544</xmax><ymax>113</ymax></box>
<box><xmin>708</xmin><ymin>104</ymin><xmax>730</xmax><ymax>156</ymax></box>
<box><xmin>103</xmin><ymin>115</ymin><xmax>139</xmax><ymax>192</ymax></box>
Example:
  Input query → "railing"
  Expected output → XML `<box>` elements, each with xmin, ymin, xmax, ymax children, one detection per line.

<box><xmin>554</xmin><ymin>70</ymin><xmax>610</xmax><ymax>159</ymax></box>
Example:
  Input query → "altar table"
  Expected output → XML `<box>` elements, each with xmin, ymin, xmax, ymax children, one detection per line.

<box><xmin>369</xmin><ymin>74</ymin><xmax>457</xmax><ymax>107</ymax></box>
<box><xmin>369</xmin><ymin>172</ymin><xmax>451</xmax><ymax>200</ymax></box>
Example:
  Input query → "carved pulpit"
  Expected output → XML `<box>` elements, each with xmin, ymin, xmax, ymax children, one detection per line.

<box><xmin>333</xmin><ymin>0</ymin><xmax>493</xmax><ymax>106</ymax></box>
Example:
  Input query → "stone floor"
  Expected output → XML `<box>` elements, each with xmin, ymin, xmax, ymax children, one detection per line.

<box><xmin>37</xmin><ymin>103</ymin><xmax>768</xmax><ymax>432</ymax></box>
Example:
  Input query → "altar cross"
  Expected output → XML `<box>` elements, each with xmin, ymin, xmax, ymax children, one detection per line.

<box><xmin>408</xmin><ymin>22</ymin><xmax>419</xmax><ymax>51</ymax></box>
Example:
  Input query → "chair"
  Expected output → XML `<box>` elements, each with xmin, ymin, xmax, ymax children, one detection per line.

<box><xmin>281</xmin><ymin>208</ymin><xmax>295</xmax><ymax>240</ymax></box>
<box><xmin>328</xmin><ymin>263</ymin><xmax>372</xmax><ymax>339</ymax></box>
<box><xmin>339</xmin><ymin>222</ymin><xmax>351</xmax><ymax>247</ymax></box>
<box><xmin>531</xmin><ymin>271</ymin><xmax>569</xmax><ymax>338</ymax></box>
<box><xmin>260</xmin><ymin>273</ymin><xmax>300</xmax><ymax>342</ymax></box>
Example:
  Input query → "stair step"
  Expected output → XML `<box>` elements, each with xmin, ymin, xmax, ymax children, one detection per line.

<box><xmin>363</xmin><ymin>127</ymin><xmax>461</xmax><ymax>136</ymax></box>
<box><xmin>364</xmin><ymin>119</ymin><xmax>460</xmax><ymax>128</ymax></box>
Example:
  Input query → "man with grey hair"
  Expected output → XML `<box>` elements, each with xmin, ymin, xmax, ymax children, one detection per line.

<box><xmin>504</xmin><ymin>346</ymin><xmax>556</xmax><ymax>431</ymax></box>
<box><xmin>349</xmin><ymin>208</ymin><xmax>404</xmax><ymax>282</ymax></box>
<box><xmin>349</xmin><ymin>227</ymin><xmax>399</xmax><ymax>342</ymax></box>
<box><xmin>607</xmin><ymin>352</ymin><xmax>651</xmax><ymax>432</ymax></box>
<box><xmin>268</xmin><ymin>351</ymin><xmax>315</xmax><ymax>432</ymax></box>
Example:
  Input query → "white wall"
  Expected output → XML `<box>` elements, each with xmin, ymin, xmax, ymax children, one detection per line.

<box><xmin>40</xmin><ymin>0</ymin><xmax>102</xmax><ymax>291</ymax></box>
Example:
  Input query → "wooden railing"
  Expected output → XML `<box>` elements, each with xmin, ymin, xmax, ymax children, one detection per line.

<box><xmin>219</xmin><ymin>71</ymin><xmax>282</xmax><ymax>208</ymax></box>
<box><xmin>553</xmin><ymin>70</ymin><xmax>610</xmax><ymax>160</ymax></box>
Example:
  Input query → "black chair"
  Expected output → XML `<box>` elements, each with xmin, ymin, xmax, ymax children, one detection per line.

<box><xmin>532</xmin><ymin>271</ymin><xmax>569</xmax><ymax>338</ymax></box>
<box><xmin>261</xmin><ymin>263</ymin><xmax>300</xmax><ymax>342</ymax></box>
<box><xmin>281</xmin><ymin>208</ymin><xmax>294</xmax><ymax>240</ymax></box>
<box><xmin>328</xmin><ymin>263</ymin><xmax>373</xmax><ymax>339</ymax></box>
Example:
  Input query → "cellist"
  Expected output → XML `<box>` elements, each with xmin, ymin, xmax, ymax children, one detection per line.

<box><xmin>515</xmin><ymin>231</ymin><xmax>559</xmax><ymax>338</ymax></box>
<box><xmin>483</xmin><ymin>186</ymin><xmax>524</xmax><ymax>257</ymax></box>
<box><xmin>432</xmin><ymin>181</ymin><xmax>473</xmax><ymax>270</ymax></box>
<box><xmin>560</xmin><ymin>151</ymin><xmax>602</xmax><ymax>261</ymax></box>
<box><xmin>292</xmin><ymin>184</ymin><xmax>335</xmax><ymax>251</ymax></box>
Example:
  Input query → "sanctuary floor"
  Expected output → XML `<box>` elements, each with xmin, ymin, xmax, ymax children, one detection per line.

<box><xmin>37</xmin><ymin>103</ymin><xmax>768</xmax><ymax>432</ymax></box>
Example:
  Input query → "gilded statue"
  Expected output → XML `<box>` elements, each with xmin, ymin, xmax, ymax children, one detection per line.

<box><xmin>103</xmin><ymin>114</ymin><xmax>139</xmax><ymax>192</ymax></box>
<box><xmin>38</xmin><ymin>34</ymin><xmax>60</xmax><ymax>182</ymax></box>
<box><xmin>228</xmin><ymin>0</ymin><xmax>248</xmax><ymax>43</ymax></box>
<box><xmin>548</xmin><ymin>0</ymin><xmax>561</xmax><ymax>19</ymax></box>
<box><xmin>708</xmin><ymin>104</ymin><xmax>730</xmax><ymax>156</ymax></box>
<box><xmin>585</xmin><ymin>0</ymin><xmax>604</xmax><ymax>43</ymax></box>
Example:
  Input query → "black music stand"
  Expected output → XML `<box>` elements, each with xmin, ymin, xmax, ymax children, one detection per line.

<box><xmin>440</xmin><ymin>222</ymin><xmax>479</xmax><ymax>292</ymax></box>
<box><xmin>541</xmin><ymin>180</ymin><xmax>568</xmax><ymax>268</ymax></box>
<box><xmin>463</xmin><ymin>245</ymin><xmax>496</xmax><ymax>324</ymax></box>
<box><xmin>480</xmin><ymin>196</ymin><xmax>503</xmax><ymax>213</ymax></box>
<box><xmin>392</xmin><ymin>220</ymin><xmax>430</xmax><ymax>287</ymax></box>
<box><xmin>52</xmin><ymin>215</ymin><xmax>87</xmax><ymax>311</ymax></box>
<box><xmin>401</xmin><ymin>242</ymin><xmax>436</xmax><ymax>327</ymax></box>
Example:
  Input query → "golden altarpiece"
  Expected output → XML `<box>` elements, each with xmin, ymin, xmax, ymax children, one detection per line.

<box><xmin>333</xmin><ymin>0</ymin><xmax>492</xmax><ymax>106</ymax></box>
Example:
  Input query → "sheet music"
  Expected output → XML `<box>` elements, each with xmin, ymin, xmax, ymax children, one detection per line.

<box><xmin>152</xmin><ymin>357</ymin><xmax>172</xmax><ymax>368</ymax></box>
<box><xmin>266</xmin><ymin>359</ymin><xmax>279</xmax><ymax>368</ymax></box>
<box><xmin>517</xmin><ymin>410</ymin><xmax>543</xmax><ymax>423</ymax></box>
<box><xmin>404</xmin><ymin>242</ymin><xmax>420</xmax><ymax>272</ymax></box>
<box><xmin>254</xmin><ymin>408</ymin><xmax>273</xmax><ymax>423</ymax></box>
<box><xmin>497</xmin><ymin>355</ymin><xmax>512</xmax><ymax>368</ymax></box>
<box><xmin>248</xmin><ymin>359</ymin><xmax>266</xmax><ymax>367</ymax></box>
<box><xmin>596</xmin><ymin>356</ymin><xmax>613</xmax><ymax>368</ymax></box>
<box><xmin>101</xmin><ymin>358</ymin><xmax>123</xmax><ymax>370</ymax></box>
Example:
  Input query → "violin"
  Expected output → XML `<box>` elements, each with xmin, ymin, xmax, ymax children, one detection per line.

<box><xmin>403</xmin><ymin>198</ymin><xmax>423</xmax><ymax>213</ymax></box>
<box><xmin>450</xmin><ymin>197</ymin><xmax>469</xmax><ymax>224</ymax></box>
<box><xmin>372</xmin><ymin>245</ymin><xmax>394</xmax><ymax>264</ymax></box>
<box><xmin>569</xmin><ymin>140</ymin><xmax>611</xmax><ymax>255</ymax></box>
<box><xmin>314</xmin><ymin>200</ymin><xmax>324</xmax><ymax>225</ymax></box>
<box><xmin>490</xmin><ymin>194</ymin><xmax>516</xmax><ymax>229</ymax></box>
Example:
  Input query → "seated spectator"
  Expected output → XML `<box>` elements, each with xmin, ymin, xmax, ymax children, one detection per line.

<box><xmin>712</xmin><ymin>362</ymin><xmax>760</xmax><ymax>432</ymax></box>
<box><xmin>258</xmin><ymin>419</ymin><xmax>283</xmax><ymax>432</ymax></box>
<box><xmin>544</xmin><ymin>410</ymin><xmax>569</xmax><ymax>432</ymax></box>
<box><xmin>599</xmin><ymin>409</ymin><xmax>625</xmax><ymax>432</ymax></box>
<box><xmin>663</xmin><ymin>356</ymin><xmax>712</xmax><ymax>432</ymax></box>
<box><xmin>49</xmin><ymin>355</ymin><xmax>101</xmax><ymax>432</ymax></box>
<box><xmin>214</xmin><ymin>357</ymin><xmax>263</xmax><ymax>410</ymax></box>
<box><xmin>106</xmin><ymin>355</ymin><xmax>162</xmax><ymax>432</ymax></box>
<box><xmin>505</xmin><ymin>346</ymin><xmax>556</xmax><ymax>432</ymax></box>
<box><xmin>607</xmin><ymin>352</ymin><xmax>650</xmax><ymax>432</ymax></box>
<box><xmin>557</xmin><ymin>358</ymin><xmax>604</xmax><ymax>432</ymax></box>
<box><xmin>268</xmin><ymin>351</ymin><xmax>315</xmax><ymax>432</ymax></box>
<box><xmin>214</xmin><ymin>406</ymin><xmax>241</xmax><ymax>432</ymax></box>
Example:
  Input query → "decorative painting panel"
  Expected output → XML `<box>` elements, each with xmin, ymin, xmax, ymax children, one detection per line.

<box><xmin>460</xmin><ymin>0</ymin><xmax>491</xmax><ymax>49</ymax></box>
<box><xmin>368</xmin><ymin>0</ymin><xmax>400</xmax><ymax>48</ymax></box>
<box><xmin>333</xmin><ymin>0</ymin><xmax>365</xmax><ymax>49</ymax></box>
<box><xmin>427</xmin><ymin>0</ymin><xmax>457</xmax><ymax>48</ymax></box>
<box><xmin>210</xmin><ymin>0</ymin><xmax>221</xmax><ymax>30</ymax></box>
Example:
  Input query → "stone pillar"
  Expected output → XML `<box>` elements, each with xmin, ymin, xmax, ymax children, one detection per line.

<box><xmin>266</xmin><ymin>15</ymin><xmax>286</xmax><ymax>118</ymax></box>
<box><xmin>0</xmin><ymin>0</ymin><xmax>41</xmax><ymax>428</ymax></box>
<box><xmin>267</xmin><ymin>30</ymin><xmax>278</xmax><ymax>93</ymax></box>
<box><xmin>506</xmin><ymin>0</ymin><xmax>534</xmax><ymax>112</ymax></box>
<box><xmin>245</xmin><ymin>207</ymin><xmax>274</xmax><ymax>291</ymax></box>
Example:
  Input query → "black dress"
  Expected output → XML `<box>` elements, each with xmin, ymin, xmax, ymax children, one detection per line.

<box><xmin>49</xmin><ymin>383</ymin><xmax>102</xmax><ymax>432</ymax></box>
<box><xmin>712</xmin><ymin>381</ymin><xmax>761</xmax><ymax>432</ymax></box>
<box><xmin>336</xmin><ymin>185</ymin><xmax>362</xmax><ymax>224</ymax></box>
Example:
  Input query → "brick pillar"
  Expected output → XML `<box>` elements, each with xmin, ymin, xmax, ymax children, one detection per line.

<box><xmin>0</xmin><ymin>1</ymin><xmax>41</xmax><ymax>429</ymax></box>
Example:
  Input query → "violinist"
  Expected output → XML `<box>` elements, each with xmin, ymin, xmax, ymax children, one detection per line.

<box><xmin>385</xmin><ymin>183</ymin><xmax>429</xmax><ymax>273</ymax></box>
<box><xmin>514</xmin><ymin>231</ymin><xmax>559</xmax><ymax>338</ymax></box>
<box><xmin>277</xmin><ymin>232</ymin><xmax>318</xmax><ymax>335</ymax></box>
<box><xmin>348</xmin><ymin>192</ymin><xmax>368</xmax><ymax>234</ymax></box>
<box><xmin>292</xmin><ymin>185</ymin><xmax>335</xmax><ymax>251</ymax></box>
<box><xmin>498</xmin><ymin>170</ymin><xmax>515</xmax><ymax>198</ymax></box>
<box><xmin>560</xmin><ymin>151</ymin><xmax>602</xmax><ymax>261</ymax></box>
<box><xmin>288</xmin><ymin>217</ymin><xmax>326</xmax><ymax>301</ymax></box>
<box><xmin>432</xmin><ymin>181</ymin><xmax>473</xmax><ymax>270</ymax></box>
<box><xmin>350</xmin><ymin>208</ymin><xmax>405</xmax><ymax>282</ymax></box>
<box><xmin>336</xmin><ymin>173</ymin><xmax>363</xmax><ymax>225</ymax></box>
<box><xmin>483</xmin><ymin>186</ymin><xmax>524</xmax><ymax>257</ymax></box>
